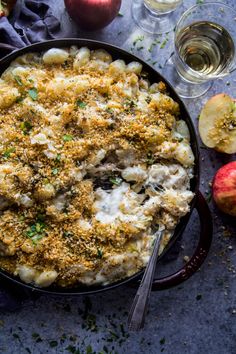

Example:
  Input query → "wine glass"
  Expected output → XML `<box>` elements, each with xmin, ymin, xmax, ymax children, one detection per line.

<box><xmin>132</xmin><ymin>0</ymin><xmax>183</xmax><ymax>34</ymax></box>
<box><xmin>164</xmin><ymin>2</ymin><xmax>236</xmax><ymax>98</ymax></box>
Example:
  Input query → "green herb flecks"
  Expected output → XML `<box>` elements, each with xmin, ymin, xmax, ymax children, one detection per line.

<box><xmin>63</xmin><ymin>134</ymin><xmax>73</xmax><ymax>142</ymax></box>
<box><xmin>55</xmin><ymin>154</ymin><xmax>61</xmax><ymax>163</ymax></box>
<box><xmin>20</xmin><ymin>121</ymin><xmax>33</xmax><ymax>135</ymax></box>
<box><xmin>28</xmin><ymin>87</ymin><xmax>38</xmax><ymax>101</ymax></box>
<box><xmin>66</xmin><ymin>345</ymin><xmax>81</xmax><ymax>354</ymax></box>
<box><xmin>97</xmin><ymin>249</ymin><xmax>103</xmax><ymax>259</ymax></box>
<box><xmin>117</xmin><ymin>12</ymin><xmax>123</xmax><ymax>17</ymax></box>
<box><xmin>52</xmin><ymin>168</ymin><xmax>59</xmax><ymax>175</ymax></box>
<box><xmin>62</xmin><ymin>61</ymin><xmax>70</xmax><ymax>69</ymax></box>
<box><xmin>63</xmin><ymin>231</ymin><xmax>74</xmax><ymax>238</ymax></box>
<box><xmin>16</xmin><ymin>96</ymin><xmax>24</xmax><ymax>103</ymax></box>
<box><xmin>76</xmin><ymin>100</ymin><xmax>87</xmax><ymax>108</ymax></box>
<box><xmin>133</xmin><ymin>35</ymin><xmax>144</xmax><ymax>47</ymax></box>
<box><xmin>105</xmin><ymin>107</ymin><xmax>113</xmax><ymax>114</ymax></box>
<box><xmin>32</xmin><ymin>333</ymin><xmax>42</xmax><ymax>343</ymax></box>
<box><xmin>109</xmin><ymin>176</ymin><xmax>122</xmax><ymax>186</ymax></box>
<box><xmin>49</xmin><ymin>341</ymin><xmax>58</xmax><ymax>348</ymax></box>
<box><xmin>205</xmin><ymin>191</ymin><xmax>212</xmax><ymax>203</ymax></box>
<box><xmin>146</xmin><ymin>152</ymin><xmax>155</xmax><ymax>165</ymax></box>
<box><xmin>160</xmin><ymin>38</ymin><xmax>169</xmax><ymax>49</ymax></box>
<box><xmin>26</xmin><ymin>216</ymin><xmax>47</xmax><ymax>245</ymax></box>
<box><xmin>86</xmin><ymin>345</ymin><xmax>93</xmax><ymax>354</ymax></box>
<box><xmin>14</xmin><ymin>75</ymin><xmax>23</xmax><ymax>86</ymax></box>
<box><xmin>148</xmin><ymin>39</ymin><xmax>161</xmax><ymax>52</ymax></box>
<box><xmin>160</xmin><ymin>337</ymin><xmax>166</xmax><ymax>345</ymax></box>
<box><xmin>124</xmin><ymin>99</ymin><xmax>137</xmax><ymax>110</ymax></box>
<box><xmin>2</xmin><ymin>147</ymin><xmax>15</xmax><ymax>159</ymax></box>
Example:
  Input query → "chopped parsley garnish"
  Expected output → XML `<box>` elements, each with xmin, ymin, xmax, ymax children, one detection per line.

<box><xmin>160</xmin><ymin>337</ymin><xmax>166</xmax><ymax>345</ymax></box>
<box><xmin>97</xmin><ymin>249</ymin><xmax>103</xmax><ymax>259</ymax></box>
<box><xmin>16</xmin><ymin>96</ymin><xmax>24</xmax><ymax>103</ymax></box>
<box><xmin>56</xmin><ymin>154</ymin><xmax>61</xmax><ymax>162</ymax></box>
<box><xmin>14</xmin><ymin>75</ymin><xmax>23</xmax><ymax>86</ymax></box>
<box><xmin>160</xmin><ymin>38</ymin><xmax>169</xmax><ymax>49</ymax></box>
<box><xmin>66</xmin><ymin>345</ymin><xmax>80</xmax><ymax>354</ymax></box>
<box><xmin>28</xmin><ymin>87</ymin><xmax>38</xmax><ymax>101</ymax></box>
<box><xmin>2</xmin><ymin>147</ymin><xmax>15</xmax><ymax>159</ymax></box>
<box><xmin>117</xmin><ymin>12</ymin><xmax>123</xmax><ymax>17</ymax></box>
<box><xmin>86</xmin><ymin>345</ymin><xmax>93</xmax><ymax>354</ymax></box>
<box><xmin>49</xmin><ymin>341</ymin><xmax>58</xmax><ymax>348</ymax></box>
<box><xmin>52</xmin><ymin>168</ymin><xmax>59</xmax><ymax>175</ymax></box>
<box><xmin>32</xmin><ymin>333</ymin><xmax>42</xmax><ymax>343</ymax></box>
<box><xmin>146</xmin><ymin>152</ymin><xmax>155</xmax><ymax>165</ymax></box>
<box><xmin>63</xmin><ymin>231</ymin><xmax>74</xmax><ymax>238</ymax></box>
<box><xmin>76</xmin><ymin>100</ymin><xmax>87</xmax><ymax>108</ymax></box>
<box><xmin>124</xmin><ymin>99</ymin><xmax>136</xmax><ymax>109</ymax></box>
<box><xmin>109</xmin><ymin>176</ymin><xmax>122</xmax><ymax>186</ymax></box>
<box><xmin>105</xmin><ymin>107</ymin><xmax>113</xmax><ymax>114</ymax></box>
<box><xmin>26</xmin><ymin>217</ymin><xmax>47</xmax><ymax>245</ymax></box>
<box><xmin>133</xmin><ymin>35</ymin><xmax>144</xmax><ymax>46</ymax></box>
<box><xmin>62</xmin><ymin>61</ymin><xmax>70</xmax><ymax>69</ymax></box>
<box><xmin>148</xmin><ymin>43</ymin><xmax>157</xmax><ymax>52</ymax></box>
<box><xmin>63</xmin><ymin>134</ymin><xmax>73</xmax><ymax>142</ymax></box>
<box><xmin>148</xmin><ymin>39</ymin><xmax>161</xmax><ymax>52</ymax></box>
<box><xmin>20</xmin><ymin>121</ymin><xmax>33</xmax><ymax>134</ymax></box>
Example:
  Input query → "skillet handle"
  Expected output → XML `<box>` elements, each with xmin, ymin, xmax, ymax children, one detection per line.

<box><xmin>152</xmin><ymin>191</ymin><xmax>213</xmax><ymax>291</ymax></box>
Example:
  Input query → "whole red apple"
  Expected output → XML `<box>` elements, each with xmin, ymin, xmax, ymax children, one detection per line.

<box><xmin>64</xmin><ymin>0</ymin><xmax>122</xmax><ymax>31</ymax></box>
<box><xmin>212</xmin><ymin>161</ymin><xmax>236</xmax><ymax>216</ymax></box>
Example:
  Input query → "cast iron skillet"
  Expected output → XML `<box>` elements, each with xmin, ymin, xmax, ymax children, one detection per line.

<box><xmin>0</xmin><ymin>39</ymin><xmax>213</xmax><ymax>295</ymax></box>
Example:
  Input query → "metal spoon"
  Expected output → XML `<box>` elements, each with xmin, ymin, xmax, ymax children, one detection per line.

<box><xmin>128</xmin><ymin>231</ymin><xmax>163</xmax><ymax>331</ymax></box>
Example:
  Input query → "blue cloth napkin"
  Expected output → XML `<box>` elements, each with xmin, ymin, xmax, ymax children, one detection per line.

<box><xmin>0</xmin><ymin>0</ymin><xmax>61</xmax><ymax>58</ymax></box>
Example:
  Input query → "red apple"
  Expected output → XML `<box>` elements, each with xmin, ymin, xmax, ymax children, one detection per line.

<box><xmin>64</xmin><ymin>0</ymin><xmax>122</xmax><ymax>31</ymax></box>
<box><xmin>212</xmin><ymin>161</ymin><xmax>236</xmax><ymax>216</ymax></box>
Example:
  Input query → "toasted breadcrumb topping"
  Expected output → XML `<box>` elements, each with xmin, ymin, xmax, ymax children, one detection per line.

<box><xmin>0</xmin><ymin>47</ymin><xmax>194</xmax><ymax>287</ymax></box>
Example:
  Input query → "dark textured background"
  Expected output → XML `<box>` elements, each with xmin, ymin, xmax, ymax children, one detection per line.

<box><xmin>0</xmin><ymin>0</ymin><xmax>236</xmax><ymax>353</ymax></box>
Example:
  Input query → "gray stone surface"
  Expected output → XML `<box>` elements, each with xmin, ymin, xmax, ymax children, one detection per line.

<box><xmin>0</xmin><ymin>0</ymin><xmax>236</xmax><ymax>353</ymax></box>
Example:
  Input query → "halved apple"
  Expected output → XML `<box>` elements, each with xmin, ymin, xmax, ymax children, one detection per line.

<box><xmin>198</xmin><ymin>93</ymin><xmax>236</xmax><ymax>154</ymax></box>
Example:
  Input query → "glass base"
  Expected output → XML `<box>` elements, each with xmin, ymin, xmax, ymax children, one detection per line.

<box><xmin>132</xmin><ymin>0</ymin><xmax>181</xmax><ymax>34</ymax></box>
<box><xmin>164</xmin><ymin>57</ymin><xmax>213</xmax><ymax>98</ymax></box>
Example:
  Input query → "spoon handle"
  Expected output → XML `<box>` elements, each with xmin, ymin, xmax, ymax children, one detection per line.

<box><xmin>128</xmin><ymin>232</ymin><xmax>162</xmax><ymax>331</ymax></box>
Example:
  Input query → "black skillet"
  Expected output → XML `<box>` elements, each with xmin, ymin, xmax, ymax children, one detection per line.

<box><xmin>0</xmin><ymin>39</ymin><xmax>213</xmax><ymax>296</ymax></box>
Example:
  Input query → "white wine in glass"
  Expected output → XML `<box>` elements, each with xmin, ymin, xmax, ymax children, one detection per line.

<box><xmin>132</xmin><ymin>0</ymin><xmax>183</xmax><ymax>34</ymax></box>
<box><xmin>163</xmin><ymin>2</ymin><xmax>236</xmax><ymax>98</ymax></box>
<box><xmin>175</xmin><ymin>21</ymin><xmax>235</xmax><ymax>83</ymax></box>
<box><xmin>144</xmin><ymin>0</ymin><xmax>182</xmax><ymax>14</ymax></box>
